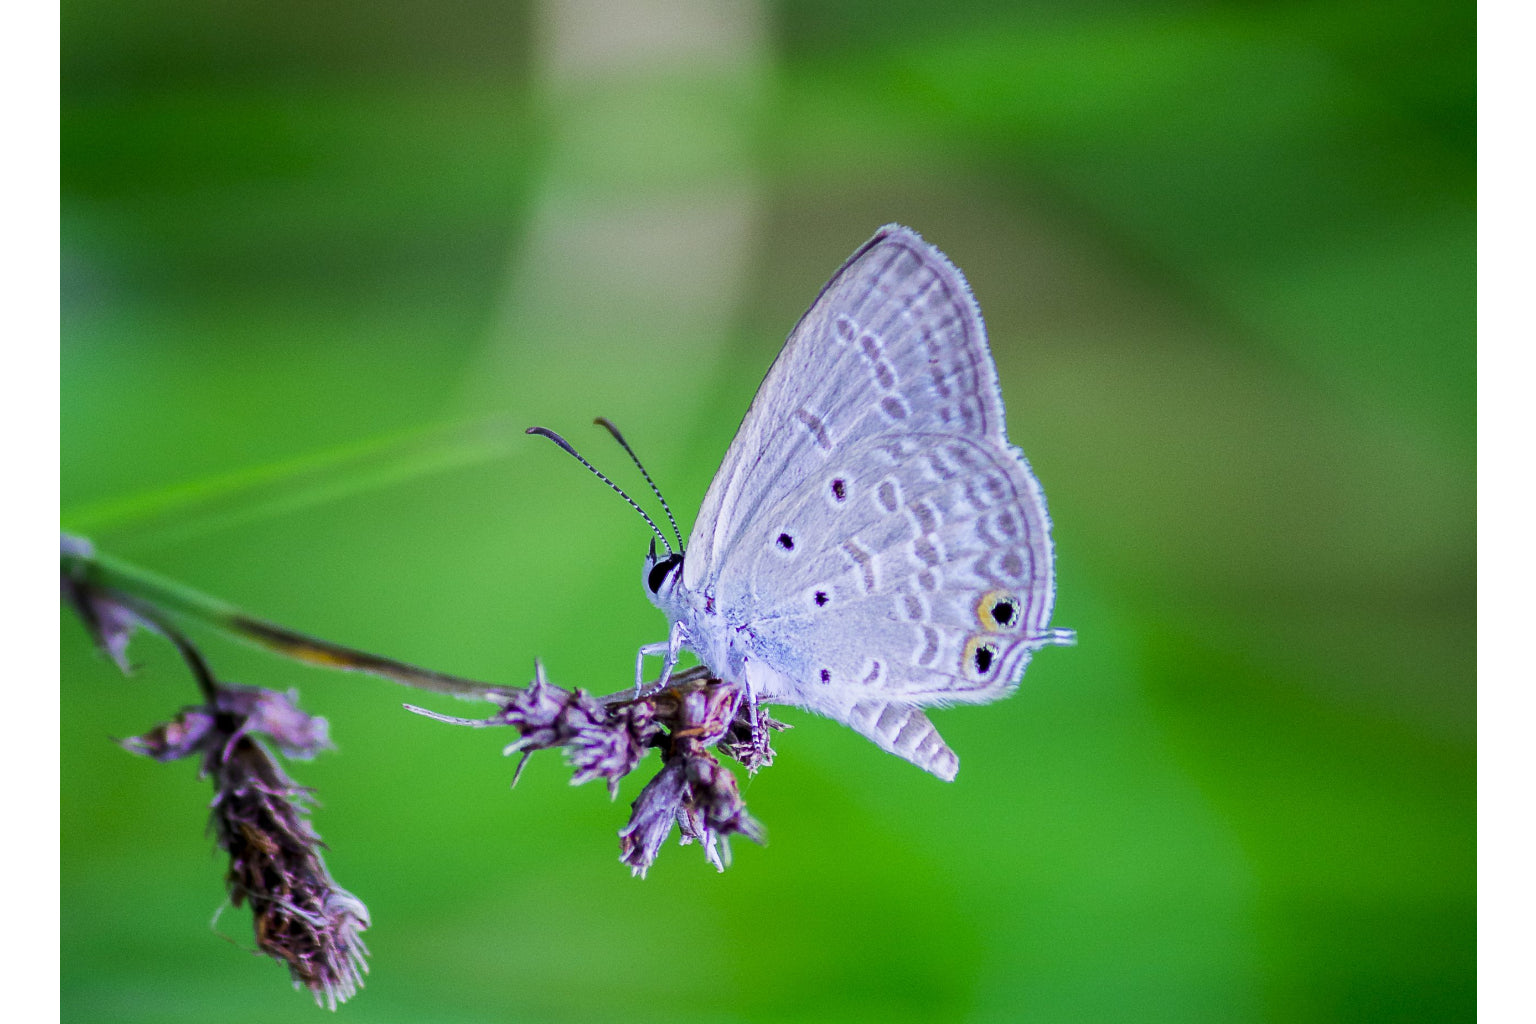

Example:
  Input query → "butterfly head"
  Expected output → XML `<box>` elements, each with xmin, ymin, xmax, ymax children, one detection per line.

<box><xmin>642</xmin><ymin>536</ymin><xmax>686</xmax><ymax>610</ymax></box>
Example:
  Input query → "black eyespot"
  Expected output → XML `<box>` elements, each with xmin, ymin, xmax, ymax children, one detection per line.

<box><xmin>647</xmin><ymin>553</ymin><xmax>682</xmax><ymax>594</ymax></box>
<box><xmin>814</xmin><ymin>591</ymin><xmax>829</xmax><ymax>606</ymax></box>
<box><xmin>820</xmin><ymin>669</ymin><xmax>831</xmax><ymax>683</ymax></box>
<box><xmin>973</xmin><ymin>645</ymin><xmax>994</xmax><ymax>674</ymax></box>
<box><xmin>831</xmin><ymin>478</ymin><xmax>847</xmax><ymax>502</ymax></box>
<box><xmin>991</xmin><ymin>600</ymin><xmax>1016</xmax><ymax>626</ymax></box>
<box><xmin>777</xmin><ymin>533</ymin><xmax>795</xmax><ymax>551</ymax></box>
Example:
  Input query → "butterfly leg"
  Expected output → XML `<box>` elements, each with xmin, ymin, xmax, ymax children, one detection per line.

<box><xmin>634</xmin><ymin>641</ymin><xmax>669</xmax><ymax>698</ymax></box>
<box><xmin>633</xmin><ymin>621</ymin><xmax>687</xmax><ymax>697</ymax></box>
<box><xmin>658</xmin><ymin>620</ymin><xmax>686</xmax><ymax>689</ymax></box>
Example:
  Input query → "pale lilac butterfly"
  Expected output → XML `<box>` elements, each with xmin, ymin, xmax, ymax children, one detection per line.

<box><xmin>537</xmin><ymin>225</ymin><xmax>1072</xmax><ymax>780</ymax></box>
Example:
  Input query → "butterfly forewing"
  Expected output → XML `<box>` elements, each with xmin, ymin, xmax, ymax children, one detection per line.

<box><xmin>687</xmin><ymin>226</ymin><xmax>1009</xmax><ymax>586</ymax></box>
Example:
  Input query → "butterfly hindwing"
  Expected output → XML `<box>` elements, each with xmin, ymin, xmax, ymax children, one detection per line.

<box><xmin>723</xmin><ymin>431</ymin><xmax>1055</xmax><ymax>705</ymax></box>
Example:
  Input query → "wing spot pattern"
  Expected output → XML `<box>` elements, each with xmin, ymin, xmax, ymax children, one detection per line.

<box><xmin>949</xmin><ymin>443</ymin><xmax>985</xmax><ymax>471</ymax></box>
<box><xmin>876</xmin><ymin>701</ymin><xmax>907</xmax><ymax>733</ymax></box>
<box><xmin>880</xmin><ymin>395</ymin><xmax>909</xmax><ymax>421</ymax></box>
<box><xmin>877</xmin><ymin>480</ymin><xmax>900</xmax><ymax>512</ymax></box>
<box><xmin>917</xmin><ymin>626</ymin><xmax>940</xmax><ymax>666</ymax></box>
<box><xmin>964</xmin><ymin>635</ymin><xmax>1001</xmax><ymax>679</ymax></box>
<box><xmin>957</xmin><ymin>401</ymin><xmax>980</xmax><ymax>432</ymax></box>
<box><xmin>929</xmin><ymin>365</ymin><xmax>952</xmax><ymax>399</ymax></box>
<box><xmin>926</xmin><ymin>450</ymin><xmax>958</xmax><ymax>481</ymax></box>
<box><xmin>973</xmin><ymin>554</ymin><xmax>997</xmax><ymax>584</ymax></box>
<box><xmin>910</xmin><ymin>499</ymin><xmax>939</xmax><ymax>535</ymax></box>
<box><xmin>990</xmin><ymin>597</ymin><xmax>1018</xmax><ymax>628</ymax></box>
<box><xmin>794</xmin><ymin>408</ymin><xmax>832</xmax><ymax>450</ymax></box>
<box><xmin>976</xmin><ymin>589</ymin><xmax>1024</xmax><ymax>632</ymax></box>
<box><xmin>841</xmin><ymin>539</ymin><xmax>877</xmax><ymax>593</ymax></box>
<box><xmin>974</xmin><ymin>515</ymin><xmax>1000</xmax><ymax>548</ymax></box>
<box><xmin>894</xmin><ymin>711</ymin><xmax>932</xmax><ymax>751</ymax></box>
<box><xmin>915</xmin><ymin>727</ymin><xmax>945</xmax><ymax>761</ymax></box>
<box><xmin>921</xmin><ymin>327</ymin><xmax>941</xmax><ymax>360</ymax></box>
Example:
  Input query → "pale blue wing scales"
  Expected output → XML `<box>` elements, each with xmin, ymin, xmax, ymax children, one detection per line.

<box><xmin>684</xmin><ymin>225</ymin><xmax>1006</xmax><ymax>589</ymax></box>
<box><xmin>725</xmin><ymin>432</ymin><xmax>1057</xmax><ymax>705</ymax></box>
<box><xmin>839</xmin><ymin>702</ymin><xmax>959</xmax><ymax>782</ymax></box>
<box><xmin>677</xmin><ymin>224</ymin><xmax>1065</xmax><ymax>779</ymax></box>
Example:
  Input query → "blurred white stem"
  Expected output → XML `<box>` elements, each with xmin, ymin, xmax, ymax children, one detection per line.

<box><xmin>466</xmin><ymin>0</ymin><xmax>768</xmax><ymax>436</ymax></box>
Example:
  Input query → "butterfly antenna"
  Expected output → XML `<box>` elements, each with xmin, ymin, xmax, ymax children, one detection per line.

<box><xmin>526</xmin><ymin>427</ymin><xmax>673</xmax><ymax>555</ymax></box>
<box><xmin>593</xmin><ymin>417</ymin><xmax>685</xmax><ymax>553</ymax></box>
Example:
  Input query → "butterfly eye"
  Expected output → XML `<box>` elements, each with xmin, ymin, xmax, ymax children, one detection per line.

<box><xmin>647</xmin><ymin>553</ymin><xmax>682</xmax><ymax>594</ymax></box>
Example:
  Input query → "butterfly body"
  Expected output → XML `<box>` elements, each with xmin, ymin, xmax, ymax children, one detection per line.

<box><xmin>641</xmin><ymin>225</ymin><xmax>1071</xmax><ymax>780</ymax></box>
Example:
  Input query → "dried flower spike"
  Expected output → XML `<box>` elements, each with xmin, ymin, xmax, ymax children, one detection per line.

<box><xmin>115</xmin><ymin>638</ymin><xmax>367</xmax><ymax>1007</ymax></box>
<box><xmin>211</xmin><ymin>734</ymin><xmax>369</xmax><ymax>1010</ymax></box>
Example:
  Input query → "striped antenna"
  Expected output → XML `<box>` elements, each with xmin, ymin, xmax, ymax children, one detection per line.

<box><xmin>526</xmin><ymin>427</ymin><xmax>673</xmax><ymax>555</ymax></box>
<box><xmin>593</xmin><ymin>417</ymin><xmax>685</xmax><ymax>553</ymax></box>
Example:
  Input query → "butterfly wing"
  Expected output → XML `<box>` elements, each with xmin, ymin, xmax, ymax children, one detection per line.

<box><xmin>687</xmin><ymin>224</ymin><xmax>1015</xmax><ymax>587</ymax></box>
<box><xmin>685</xmin><ymin>225</ymin><xmax>1064</xmax><ymax>776</ymax></box>
<box><xmin>727</xmin><ymin>430</ymin><xmax>1057</xmax><ymax>696</ymax></box>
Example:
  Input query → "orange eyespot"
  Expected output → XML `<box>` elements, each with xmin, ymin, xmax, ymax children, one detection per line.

<box><xmin>976</xmin><ymin>589</ymin><xmax>1021</xmax><ymax>632</ymax></box>
<box><xmin>963</xmin><ymin>635</ymin><xmax>1001</xmax><ymax>678</ymax></box>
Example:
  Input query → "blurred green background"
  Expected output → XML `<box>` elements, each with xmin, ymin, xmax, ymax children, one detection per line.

<box><xmin>60</xmin><ymin>1</ymin><xmax>1473</xmax><ymax>1021</ymax></box>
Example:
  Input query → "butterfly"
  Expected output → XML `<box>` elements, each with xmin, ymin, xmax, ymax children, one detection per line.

<box><xmin>541</xmin><ymin>225</ymin><xmax>1072</xmax><ymax>780</ymax></box>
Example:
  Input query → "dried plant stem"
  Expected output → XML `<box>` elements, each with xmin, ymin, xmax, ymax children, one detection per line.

<box><xmin>61</xmin><ymin>538</ymin><xmax>506</xmax><ymax>701</ymax></box>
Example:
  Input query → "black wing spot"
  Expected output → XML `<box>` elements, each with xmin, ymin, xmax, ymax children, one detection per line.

<box><xmin>991</xmin><ymin>599</ymin><xmax>1016</xmax><ymax>626</ymax></box>
<box><xmin>814</xmin><ymin>590</ymin><xmax>829</xmax><ymax>607</ymax></box>
<box><xmin>777</xmin><ymin>532</ymin><xmax>795</xmax><ymax>551</ymax></box>
<box><xmin>974</xmin><ymin>645</ymin><xmax>995</xmax><ymax>674</ymax></box>
<box><xmin>831</xmin><ymin>478</ymin><xmax>847</xmax><ymax>502</ymax></box>
<box><xmin>820</xmin><ymin>668</ymin><xmax>831</xmax><ymax>683</ymax></box>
